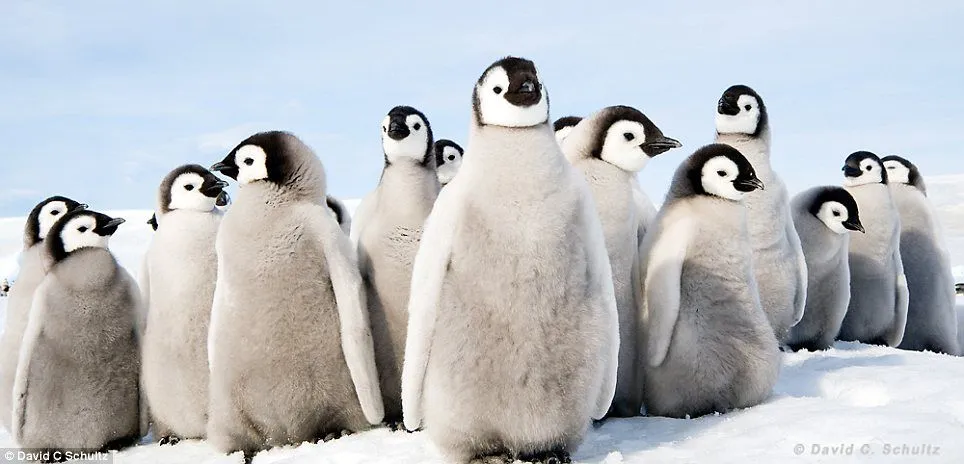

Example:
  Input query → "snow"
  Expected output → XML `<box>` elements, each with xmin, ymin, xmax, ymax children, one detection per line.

<box><xmin>0</xmin><ymin>208</ymin><xmax>962</xmax><ymax>463</ymax></box>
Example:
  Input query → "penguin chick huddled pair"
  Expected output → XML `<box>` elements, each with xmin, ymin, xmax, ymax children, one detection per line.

<box><xmin>882</xmin><ymin>156</ymin><xmax>959</xmax><ymax>355</ymax></box>
<box><xmin>838</xmin><ymin>151</ymin><xmax>909</xmax><ymax>347</ymax></box>
<box><xmin>402</xmin><ymin>56</ymin><xmax>619</xmax><ymax>464</ymax></box>
<box><xmin>207</xmin><ymin>131</ymin><xmax>383</xmax><ymax>462</ymax></box>
<box><xmin>560</xmin><ymin>105</ymin><xmax>681</xmax><ymax>417</ymax></box>
<box><xmin>434</xmin><ymin>139</ymin><xmax>464</xmax><ymax>187</ymax></box>
<box><xmin>715</xmin><ymin>85</ymin><xmax>807</xmax><ymax>344</ymax></box>
<box><xmin>13</xmin><ymin>208</ymin><xmax>144</xmax><ymax>453</ymax></box>
<box><xmin>139</xmin><ymin>165</ymin><xmax>227</xmax><ymax>444</ymax></box>
<box><xmin>640</xmin><ymin>143</ymin><xmax>780</xmax><ymax>418</ymax></box>
<box><xmin>786</xmin><ymin>187</ymin><xmax>864</xmax><ymax>351</ymax></box>
<box><xmin>0</xmin><ymin>196</ymin><xmax>87</xmax><ymax>431</ymax></box>
<box><xmin>351</xmin><ymin>105</ymin><xmax>439</xmax><ymax>426</ymax></box>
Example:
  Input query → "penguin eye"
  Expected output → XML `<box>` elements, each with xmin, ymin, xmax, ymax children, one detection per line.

<box><xmin>493</xmin><ymin>86</ymin><xmax>503</xmax><ymax>95</ymax></box>
<box><xmin>623</xmin><ymin>132</ymin><xmax>635</xmax><ymax>142</ymax></box>
<box><xmin>744</xmin><ymin>105</ymin><xmax>752</xmax><ymax>111</ymax></box>
<box><xmin>51</xmin><ymin>210</ymin><xmax>60</xmax><ymax>216</ymax></box>
<box><xmin>185</xmin><ymin>185</ymin><xmax>195</xmax><ymax>191</ymax></box>
<box><xmin>244</xmin><ymin>158</ymin><xmax>254</xmax><ymax>166</ymax></box>
<box><xmin>832</xmin><ymin>210</ymin><xmax>841</xmax><ymax>217</ymax></box>
<box><xmin>448</xmin><ymin>155</ymin><xmax>456</xmax><ymax>161</ymax></box>
<box><xmin>865</xmin><ymin>165</ymin><xmax>872</xmax><ymax>171</ymax></box>
<box><xmin>413</xmin><ymin>123</ymin><xmax>421</xmax><ymax>131</ymax></box>
<box><xmin>78</xmin><ymin>226</ymin><xmax>88</xmax><ymax>233</ymax></box>
<box><xmin>717</xmin><ymin>170</ymin><xmax>727</xmax><ymax>177</ymax></box>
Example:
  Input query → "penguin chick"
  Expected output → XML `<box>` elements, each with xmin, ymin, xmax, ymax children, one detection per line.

<box><xmin>327</xmin><ymin>195</ymin><xmax>352</xmax><ymax>234</ymax></box>
<box><xmin>553</xmin><ymin>115</ymin><xmax>582</xmax><ymax>144</ymax></box>
<box><xmin>434</xmin><ymin>139</ymin><xmax>464</xmax><ymax>187</ymax></box>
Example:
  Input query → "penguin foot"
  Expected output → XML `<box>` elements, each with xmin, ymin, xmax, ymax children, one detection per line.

<box><xmin>468</xmin><ymin>453</ymin><xmax>513</xmax><ymax>464</ymax></box>
<box><xmin>591</xmin><ymin>417</ymin><xmax>608</xmax><ymax>429</ymax></box>
<box><xmin>158</xmin><ymin>435</ymin><xmax>181</xmax><ymax>446</ymax></box>
<box><xmin>241</xmin><ymin>450</ymin><xmax>256</xmax><ymax>464</ymax></box>
<box><xmin>321</xmin><ymin>429</ymin><xmax>352</xmax><ymax>442</ymax></box>
<box><xmin>519</xmin><ymin>449</ymin><xmax>572</xmax><ymax>464</ymax></box>
<box><xmin>385</xmin><ymin>421</ymin><xmax>409</xmax><ymax>432</ymax></box>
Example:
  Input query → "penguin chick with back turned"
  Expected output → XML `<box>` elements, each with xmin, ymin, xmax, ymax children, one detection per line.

<box><xmin>786</xmin><ymin>187</ymin><xmax>864</xmax><ymax>351</ymax></box>
<box><xmin>434</xmin><ymin>139</ymin><xmax>464</xmax><ymax>187</ymax></box>
<box><xmin>882</xmin><ymin>155</ymin><xmax>959</xmax><ymax>355</ymax></box>
<box><xmin>0</xmin><ymin>196</ymin><xmax>86</xmax><ymax>431</ymax></box>
<box><xmin>401</xmin><ymin>56</ymin><xmax>619</xmax><ymax>464</ymax></box>
<box><xmin>350</xmin><ymin>105</ymin><xmax>440</xmax><ymax>426</ymax></box>
<box><xmin>207</xmin><ymin>131</ymin><xmax>383</xmax><ymax>462</ymax></box>
<box><xmin>327</xmin><ymin>195</ymin><xmax>352</xmax><ymax>234</ymax></box>
<box><xmin>715</xmin><ymin>85</ymin><xmax>807</xmax><ymax>344</ymax></box>
<box><xmin>13</xmin><ymin>209</ymin><xmax>143</xmax><ymax>453</ymax></box>
<box><xmin>560</xmin><ymin>105</ymin><xmax>681</xmax><ymax>417</ymax></box>
<box><xmin>639</xmin><ymin>143</ymin><xmax>780</xmax><ymax>418</ymax></box>
<box><xmin>838</xmin><ymin>151</ymin><xmax>909</xmax><ymax>347</ymax></box>
<box><xmin>140</xmin><ymin>165</ymin><xmax>227</xmax><ymax>444</ymax></box>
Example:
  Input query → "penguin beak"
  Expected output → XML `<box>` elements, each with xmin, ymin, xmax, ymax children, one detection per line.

<box><xmin>717</xmin><ymin>96</ymin><xmax>741</xmax><ymax>116</ymax></box>
<box><xmin>641</xmin><ymin>136</ymin><xmax>682</xmax><ymax>156</ymax></box>
<box><xmin>842</xmin><ymin>165</ymin><xmax>862</xmax><ymax>177</ymax></box>
<box><xmin>387</xmin><ymin>121</ymin><xmax>410</xmax><ymax>141</ymax></box>
<box><xmin>200</xmin><ymin>178</ymin><xmax>229</xmax><ymax>197</ymax></box>
<box><xmin>211</xmin><ymin>156</ymin><xmax>240</xmax><ymax>180</ymax></box>
<box><xmin>504</xmin><ymin>73</ymin><xmax>542</xmax><ymax>107</ymax></box>
<box><xmin>211</xmin><ymin>162</ymin><xmax>230</xmax><ymax>172</ymax></box>
<box><xmin>96</xmin><ymin>217</ymin><xmax>126</xmax><ymax>236</ymax></box>
<box><xmin>71</xmin><ymin>203</ymin><xmax>89</xmax><ymax>213</ymax></box>
<box><xmin>733</xmin><ymin>176</ymin><xmax>765</xmax><ymax>192</ymax></box>
<box><xmin>844</xmin><ymin>220</ymin><xmax>865</xmax><ymax>233</ymax></box>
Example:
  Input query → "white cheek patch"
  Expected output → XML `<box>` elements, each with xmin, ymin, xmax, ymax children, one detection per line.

<box><xmin>169</xmin><ymin>173</ymin><xmax>217</xmax><ymax>212</ymax></box>
<box><xmin>383</xmin><ymin>115</ymin><xmax>430</xmax><ymax>162</ymax></box>
<box><xmin>437</xmin><ymin>147</ymin><xmax>463</xmax><ymax>184</ymax></box>
<box><xmin>845</xmin><ymin>159</ymin><xmax>883</xmax><ymax>187</ymax></box>
<box><xmin>600</xmin><ymin>120</ymin><xmax>649</xmax><ymax>173</ymax></box>
<box><xmin>61</xmin><ymin>216</ymin><xmax>109</xmax><ymax>253</ymax></box>
<box><xmin>816</xmin><ymin>201</ymin><xmax>849</xmax><ymax>234</ymax></box>
<box><xmin>883</xmin><ymin>160</ymin><xmax>911</xmax><ymax>184</ymax></box>
<box><xmin>235</xmin><ymin>145</ymin><xmax>269</xmax><ymax>185</ymax></box>
<box><xmin>37</xmin><ymin>201</ymin><xmax>68</xmax><ymax>240</ymax></box>
<box><xmin>701</xmin><ymin>156</ymin><xmax>744</xmax><ymax>201</ymax></box>
<box><xmin>478</xmin><ymin>67</ymin><xmax>549</xmax><ymax>128</ymax></box>
<box><xmin>715</xmin><ymin>94</ymin><xmax>761</xmax><ymax>135</ymax></box>
<box><xmin>555</xmin><ymin>126</ymin><xmax>574</xmax><ymax>143</ymax></box>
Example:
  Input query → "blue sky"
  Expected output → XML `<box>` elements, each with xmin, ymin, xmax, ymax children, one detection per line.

<box><xmin>1</xmin><ymin>1</ymin><xmax>963</xmax><ymax>216</ymax></box>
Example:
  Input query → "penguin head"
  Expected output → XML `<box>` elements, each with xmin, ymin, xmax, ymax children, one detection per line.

<box><xmin>589</xmin><ymin>106</ymin><xmax>682</xmax><ymax>172</ymax></box>
<box><xmin>715</xmin><ymin>85</ymin><xmax>768</xmax><ymax>137</ymax></box>
<box><xmin>381</xmin><ymin>106</ymin><xmax>434</xmax><ymax>166</ymax></box>
<box><xmin>147</xmin><ymin>213</ymin><xmax>158</xmax><ymax>231</ymax></box>
<box><xmin>810</xmin><ymin>187</ymin><xmax>864</xmax><ymax>234</ymax></box>
<box><xmin>212</xmin><ymin>131</ymin><xmax>326</xmax><ymax>196</ymax></box>
<box><xmin>473</xmin><ymin>56</ymin><xmax>548</xmax><ymax>128</ymax></box>
<box><xmin>687</xmin><ymin>143</ymin><xmax>764</xmax><ymax>201</ymax></box>
<box><xmin>47</xmin><ymin>209</ymin><xmax>124</xmax><ymax>263</ymax></box>
<box><xmin>553</xmin><ymin>116</ymin><xmax>582</xmax><ymax>143</ymax></box>
<box><xmin>434</xmin><ymin>139</ymin><xmax>464</xmax><ymax>185</ymax></box>
<box><xmin>882</xmin><ymin>155</ymin><xmax>926</xmax><ymax>194</ymax></box>
<box><xmin>25</xmin><ymin>196</ymin><xmax>87</xmax><ymax>247</ymax></box>
<box><xmin>842</xmin><ymin>151</ymin><xmax>888</xmax><ymax>187</ymax></box>
<box><xmin>159</xmin><ymin>164</ymin><xmax>228</xmax><ymax>214</ymax></box>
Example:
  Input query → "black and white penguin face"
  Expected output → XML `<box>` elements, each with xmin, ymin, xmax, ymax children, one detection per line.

<box><xmin>842</xmin><ymin>151</ymin><xmax>887</xmax><ymax>187</ymax></box>
<box><xmin>715</xmin><ymin>85</ymin><xmax>768</xmax><ymax>137</ymax></box>
<box><xmin>593</xmin><ymin>106</ymin><xmax>682</xmax><ymax>173</ymax></box>
<box><xmin>163</xmin><ymin>166</ymin><xmax>228</xmax><ymax>213</ymax></box>
<box><xmin>810</xmin><ymin>187</ymin><xmax>864</xmax><ymax>234</ymax></box>
<box><xmin>213</xmin><ymin>131</ymin><xmax>293</xmax><ymax>186</ymax></box>
<box><xmin>882</xmin><ymin>159</ymin><xmax>911</xmax><ymax>184</ymax></box>
<box><xmin>434</xmin><ymin>139</ymin><xmax>464</xmax><ymax>185</ymax></box>
<box><xmin>689</xmin><ymin>144</ymin><xmax>764</xmax><ymax>201</ymax></box>
<box><xmin>381</xmin><ymin>106</ymin><xmax>434</xmax><ymax>165</ymax></box>
<box><xmin>26</xmin><ymin>196</ymin><xmax>87</xmax><ymax>246</ymax></box>
<box><xmin>553</xmin><ymin>116</ymin><xmax>582</xmax><ymax>143</ymax></box>
<box><xmin>473</xmin><ymin>56</ymin><xmax>548</xmax><ymax>128</ymax></box>
<box><xmin>48</xmin><ymin>210</ymin><xmax>125</xmax><ymax>262</ymax></box>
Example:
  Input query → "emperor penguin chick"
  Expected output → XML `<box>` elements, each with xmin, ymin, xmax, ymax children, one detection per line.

<box><xmin>838</xmin><ymin>151</ymin><xmax>909</xmax><ymax>347</ymax></box>
<box><xmin>207</xmin><ymin>131</ymin><xmax>383</xmax><ymax>460</ymax></box>
<box><xmin>433</xmin><ymin>139</ymin><xmax>464</xmax><ymax>187</ymax></box>
<box><xmin>401</xmin><ymin>56</ymin><xmax>619</xmax><ymax>464</ymax></box>
<box><xmin>140</xmin><ymin>164</ymin><xmax>227</xmax><ymax>443</ymax></box>
<box><xmin>882</xmin><ymin>156</ymin><xmax>959</xmax><ymax>355</ymax></box>
<box><xmin>640</xmin><ymin>143</ymin><xmax>779</xmax><ymax>419</ymax></box>
<box><xmin>327</xmin><ymin>195</ymin><xmax>352</xmax><ymax>234</ymax></box>
<box><xmin>553</xmin><ymin>115</ymin><xmax>582</xmax><ymax>144</ymax></box>
<box><xmin>786</xmin><ymin>187</ymin><xmax>864</xmax><ymax>351</ymax></box>
<box><xmin>715</xmin><ymin>85</ymin><xmax>807</xmax><ymax>343</ymax></box>
<box><xmin>351</xmin><ymin>105</ymin><xmax>440</xmax><ymax>425</ymax></box>
<box><xmin>13</xmin><ymin>209</ymin><xmax>142</xmax><ymax>453</ymax></box>
<box><xmin>560</xmin><ymin>105</ymin><xmax>681</xmax><ymax>417</ymax></box>
<box><xmin>0</xmin><ymin>196</ymin><xmax>86</xmax><ymax>431</ymax></box>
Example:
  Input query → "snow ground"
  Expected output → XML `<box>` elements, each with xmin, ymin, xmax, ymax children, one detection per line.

<box><xmin>0</xmin><ymin>209</ymin><xmax>962</xmax><ymax>463</ymax></box>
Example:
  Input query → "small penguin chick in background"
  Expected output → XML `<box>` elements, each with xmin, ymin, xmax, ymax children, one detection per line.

<box><xmin>326</xmin><ymin>195</ymin><xmax>353</xmax><ymax>234</ymax></box>
<box><xmin>553</xmin><ymin>115</ymin><xmax>582</xmax><ymax>143</ymax></box>
<box><xmin>433</xmin><ymin>139</ymin><xmax>464</xmax><ymax>187</ymax></box>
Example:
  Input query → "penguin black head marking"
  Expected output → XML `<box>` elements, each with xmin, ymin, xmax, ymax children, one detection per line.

<box><xmin>46</xmin><ymin>209</ymin><xmax>125</xmax><ymax>264</ymax></box>
<box><xmin>881</xmin><ymin>155</ymin><xmax>926</xmax><ymax>194</ymax></box>
<box><xmin>472</xmin><ymin>56</ymin><xmax>549</xmax><ymax>128</ymax></box>
<box><xmin>715</xmin><ymin>85</ymin><xmax>768</xmax><ymax>137</ymax></box>
<box><xmin>588</xmin><ymin>105</ymin><xmax>682</xmax><ymax>172</ymax></box>
<box><xmin>147</xmin><ymin>213</ymin><xmax>158</xmax><ymax>231</ymax></box>
<box><xmin>24</xmin><ymin>196</ymin><xmax>87</xmax><ymax>248</ymax></box>
<box><xmin>553</xmin><ymin>115</ymin><xmax>582</xmax><ymax>142</ymax></box>
<box><xmin>158</xmin><ymin>164</ymin><xmax>228</xmax><ymax>214</ymax></box>
<box><xmin>685</xmin><ymin>143</ymin><xmax>764</xmax><ymax>201</ymax></box>
<box><xmin>381</xmin><ymin>106</ymin><xmax>434</xmax><ymax>166</ymax></box>
<box><xmin>842</xmin><ymin>151</ymin><xmax>888</xmax><ymax>187</ymax></box>
<box><xmin>809</xmin><ymin>186</ymin><xmax>865</xmax><ymax>234</ymax></box>
<box><xmin>212</xmin><ymin>131</ymin><xmax>322</xmax><ymax>194</ymax></box>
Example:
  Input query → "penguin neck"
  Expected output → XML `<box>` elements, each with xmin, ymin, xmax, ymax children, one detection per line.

<box><xmin>716</xmin><ymin>128</ymin><xmax>773</xmax><ymax>176</ymax></box>
<box><xmin>464</xmin><ymin>123</ymin><xmax>568</xmax><ymax>189</ymax></box>
<box><xmin>237</xmin><ymin>181</ymin><xmax>325</xmax><ymax>208</ymax></box>
<box><xmin>377</xmin><ymin>161</ymin><xmax>441</xmax><ymax>215</ymax></box>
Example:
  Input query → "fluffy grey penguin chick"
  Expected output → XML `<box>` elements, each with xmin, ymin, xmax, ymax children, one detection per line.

<box><xmin>13</xmin><ymin>209</ymin><xmax>143</xmax><ymax>453</ymax></box>
<box><xmin>715</xmin><ymin>85</ymin><xmax>807</xmax><ymax>343</ymax></box>
<box><xmin>786</xmin><ymin>187</ymin><xmax>864</xmax><ymax>351</ymax></box>
<box><xmin>560</xmin><ymin>105</ymin><xmax>681</xmax><ymax>418</ymax></box>
<box><xmin>0</xmin><ymin>196</ymin><xmax>86</xmax><ymax>431</ymax></box>
<box><xmin>433</xmin><ymin>139</ymin><xmax>464</xmax><ymax>187</ymax></box>
<box><xmin>139</xmin><ymin>164</ymin><xmax>227</xmax><ymax>443</ymax></box>
<box><xmin>327</xmin><ymin>195</ymin><xmax>352</xmax><ymax>234</ymax></box>
<box><xmin>401</xmin><ymin>56</ymin><xmax>619</xmax><ymax>464</ymax></box>
<box><xmin>838</xmin><ymin>151</ymin><xmax>909</xmax><ymax>347</ymax></box>
<box><xmin>639</xmin><ymin>143</ymin><xmax>780</xmax><ymax>419</ymax></box>
<box><xmin>207</xmin><ymin>131</ymin><xmax>383</xmax><ymax>461</ymax></box>
<box><xmin>882</xmin><ymin>155</ymin><xmax>959</xmax><ymax>355</ymax></box>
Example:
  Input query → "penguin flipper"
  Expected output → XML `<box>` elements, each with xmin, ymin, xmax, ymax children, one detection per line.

<box><xmin>11</xmin><ymin>280</ymin><xmax>49</xmax><ymax>443</ymax></box>
<box><xmin>641</xmin><ymin>207</ymin><xmax>692</xmax><ymax>368</ymax></box>
<box><xmin>316</xmin><ymin>205</ymin><xmax>385</xmax><ymax>425</ymax></box>
<box><xmin>207</xmin><ymin>233</ymin><xmax>225</xmax><ymax>374</ymax></box>
<box><xmin>401</xmin><ymin>180</ymin><xmax>462</xmax><ymax>432</ymax></box>
<box><xmin>349</xmin><ymin>192</ymin><xmax>376</xmax><ymax>249</ymax></box>
<box><xmin>888</xmin><ymin>236</ymin><xmax>910</xmax><ymax>347</ymax></box>
<box><xmin>632</xmin><ymin>184</ymin><xmax>658</xmax><ymax>247</ymax></box>
<box><xmin>786</xmin><ymin>214</ymin><xmax>808</xmax><ymax>325</ymax></box>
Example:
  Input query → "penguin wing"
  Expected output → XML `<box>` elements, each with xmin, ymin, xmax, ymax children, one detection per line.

<box><xmin>888</xmin><ymin>231</ymin><xmax>910</xmax><ymax>347</ymax></box>
<box><xmin>640</xmin><ymin>205</ymin><xmax>692</xmax><ymax>368</ymax></box>
<box><xmin>136</xmin><ymin>255</ymin><xmax>151</xmax><ymax>334</ymax></box>
<box><xmin>786</xmin><ymin>213</ymin><xmax>808</xmax><ymax>325</ymax></box>
<box><xmin>633</xmin><ymin>184</ymin><xmax>658</xmax><ymax>246</ymax></box>
<box><xmin>207</xmin><ymin>234</ymin><xmax>226</xmax><ymax>373</ymax></box>
<box><xmin>313</xmin><ymin>205</ymin><xmax>385</xmax><ymax>425</ymax></box>
<box><xmin>11</xmin><ymin>279</ymin><xmax>49</xmax><ymax>443</ymax></box>
<box><xmin>349</xmin><ymin>192</ymin><xmax>376</xmax><ymax>248</ymax></box>
<box><xmin>401</xmin><ymin>179</ymin><xmax>463</xmax><ymax>431</ymax></box>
